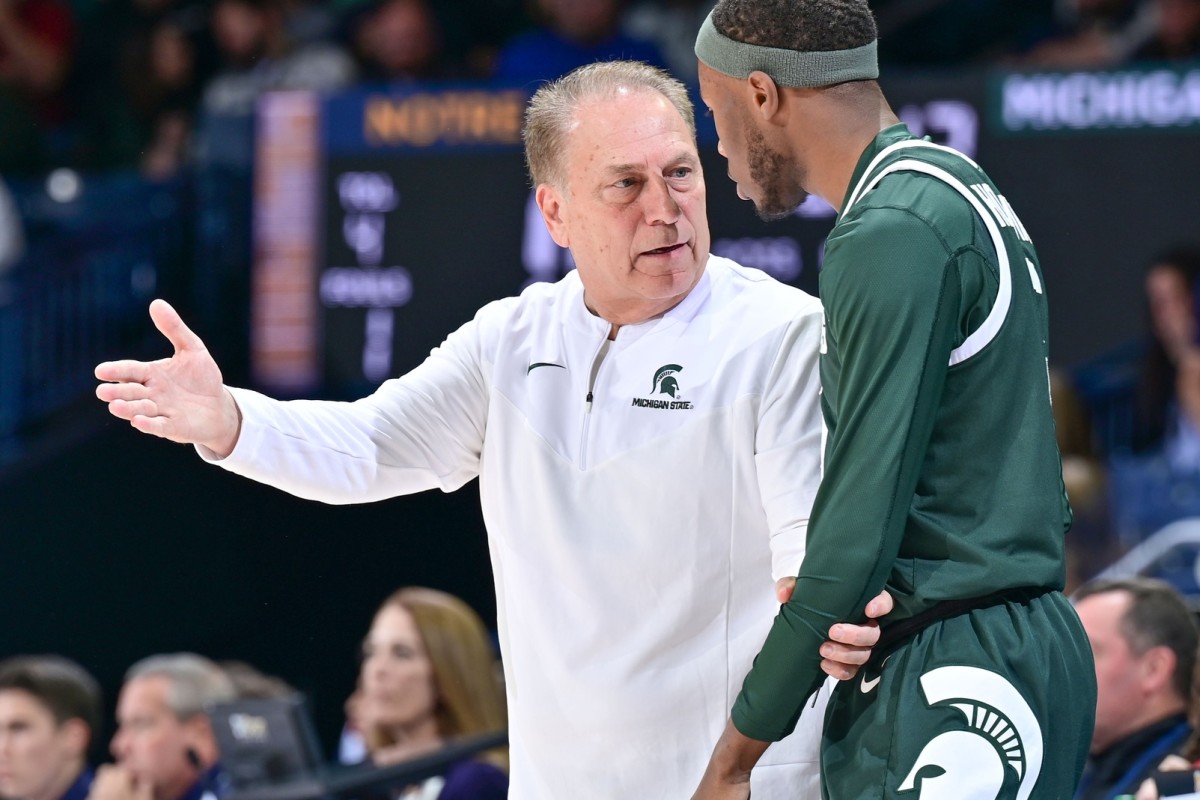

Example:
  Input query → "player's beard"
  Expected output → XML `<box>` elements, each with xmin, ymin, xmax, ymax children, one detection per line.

<box><xmin>747</xmin><ymin>125</ymin><xmax>807</xmax><ymax>222</ymax></box>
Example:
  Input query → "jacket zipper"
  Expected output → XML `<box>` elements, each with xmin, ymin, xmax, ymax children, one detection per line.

<box><xmin>580</xmin><ymin>337</ymin><xmax>612</xmax><ymax>469</ymax></box>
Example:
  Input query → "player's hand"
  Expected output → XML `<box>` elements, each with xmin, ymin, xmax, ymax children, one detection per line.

<box><xmin>775</xmin><ymin>579</ymin><xmax>893</xmax><ymax>680</ymax></box>
<box><xmin>86</xmin><ymin>765</ymin><xmax>153</xmax><ymax>800</ymax></box>
<box><xmin>95</xmin><ymin>299</ymin><xmax>241</xmax><ymax>456</ymax></box>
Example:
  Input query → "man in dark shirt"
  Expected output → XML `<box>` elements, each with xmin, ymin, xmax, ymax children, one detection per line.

<box><xmin>87</xmin><ymin>654</ymin><xmax>235</xmax><ymax>800</ymax></box>
<box><xmin>0</xmin><ymin>655</ymin><xmax>101</xmax><ymax>800</ymax></box>
<box><xmin>1073</xmin><ymin>578</ymin><xmax>1197</xmax><ymax>800</ymax></box>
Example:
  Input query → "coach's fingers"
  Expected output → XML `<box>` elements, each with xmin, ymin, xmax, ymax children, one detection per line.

<box><xmin>775</xmin><ymin>576</ymin><xmax>796</xmax><ymax>604</ymax></box>
<box><xmin>819</xmin><ymin>640</ymin><xmax>871</xmax><ymax>667</ymax></box>
<box><xmin>149</xmin><ymin>299</ymin><xmax>205</xmax><ymax>354</ymax></box>
<box><xmin>96</xmin><ymin>380</ymin><xmax>153</xmax><ymax>403</ymax></box>
<box><xmin>827</xmin><ymin>619</ymin><xmax>880</xmax><ymax>648</ymax></box>
<box><xmin>108</xmin><ymin>398</ymin><xmax>161</xmax><ymax>422</ymax></box>
<box><xmin>129</xmin><ymin>413</ymin><xmax>179</xmax><ymax>441</ymax></box>
<box><xmin>95</xmin><ymin>358</ymin><xmax>155</xmax><ymax>384</ymax></box>
<box><xmin>820</xmin><ymin>657</ymin><xmax>859</xmax><ymax>681</ymax></box>
<box><xmin>863</xmin><ymin>589</ymin><xmax>894</xmax><ymax>620</ymax></box>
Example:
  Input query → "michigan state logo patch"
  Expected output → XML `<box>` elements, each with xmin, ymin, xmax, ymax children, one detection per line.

<box><xmin>653</xmin><ymin>364</ymin><xmax>682</xmax><ymax>397</ymax></box>
<box><xmin>632</xmin><ymin>364</ymin><xmax>693</xmax><ymax>410</ymax></box>
<box><xmin>899</xmin><ymin>666</ymin><xmax>1043</xmax><ymax>799</ymax></box>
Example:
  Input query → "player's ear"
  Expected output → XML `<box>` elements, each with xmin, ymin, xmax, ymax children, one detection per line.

<box><xmin>535</xmin><ymin>184</ymin><xmax>570</xmax><ymax>248</ymax></box>
<box><xmin>747</xmin><ymin>71</ymin><xmax>781</xmax><ymax>122</ymax></box>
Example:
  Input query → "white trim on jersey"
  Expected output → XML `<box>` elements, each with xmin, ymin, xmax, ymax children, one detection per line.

<box><xmin>841</xmin><ymin>139</ymin><xmax>983</xmax><ymax>217</ymax></box>
<box><xmin>840</xmin><ymin>141</ymin><xmax>1011</xmax><ymax>367</ymax></box>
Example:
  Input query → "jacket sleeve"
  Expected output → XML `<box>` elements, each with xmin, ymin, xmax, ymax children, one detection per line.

<box><xmin>732</xmin><ymin>207</ymin><xmax>964</xmax><ymax>741</ymax></box>
<box><xmin>755</xmin><ymin>301</ymin><xmax>824</xmax><ymax>581</ymax></box>
<box><xmin>197</xmin><ymin>303</ymin><xmax>503</xmax><ymax>504</ymax></box>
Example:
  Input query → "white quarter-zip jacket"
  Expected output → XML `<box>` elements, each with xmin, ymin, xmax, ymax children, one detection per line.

<box><xmin>204</xmin><ymin>256</ymin><xmax>826</xmax><ymax>799</ymax></box>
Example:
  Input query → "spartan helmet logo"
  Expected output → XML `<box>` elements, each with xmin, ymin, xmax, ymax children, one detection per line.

<box><xmin>898</xmin><ymin>666</ymin><xmax>1043</xmax><ymax>800</ymax></box>
<box><xmin>652</xmin><ymin>364</ymin><xmax>683</xmax><ymax>398</ymax></box>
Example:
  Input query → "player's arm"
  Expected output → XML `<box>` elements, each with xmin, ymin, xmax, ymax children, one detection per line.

<box><xmin>734</xmin><ymin>208</ymin><xmax>960</xmax><ymax>739</ymax></box>
<box><xmin>754</xmin><ymin>304</ymin><xmax>892</xmax><ymax>677</ymax></box>
<box><xmin>691</xmin><ymin>719</ymin><xmax>768</xmax><ymax>800</ymax></box>
<box><xmin>693</xmin><ymin>209</ymin><xmax>964</xmax><ymax>799</ymax></box>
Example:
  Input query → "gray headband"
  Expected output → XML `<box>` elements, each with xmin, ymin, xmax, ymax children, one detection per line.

<box><xmin>694</xmin><ymin>11</ymin><xmax>878</xmax><ymax>88</ymax></box>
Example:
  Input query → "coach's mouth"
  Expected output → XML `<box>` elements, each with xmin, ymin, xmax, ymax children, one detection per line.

<box><xmin>641</xmin><ymin>243</ymin><xmax>686</xmax><ymax>257</ymax></box>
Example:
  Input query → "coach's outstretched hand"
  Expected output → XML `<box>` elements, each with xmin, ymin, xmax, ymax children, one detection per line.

<box><xmin>95</xmin><ymin>299</ymin><xmax>241</xmax><ymax>457</ymax></box>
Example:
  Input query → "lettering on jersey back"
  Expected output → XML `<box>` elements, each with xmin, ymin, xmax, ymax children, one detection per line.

<box><xmin>969</xmin><ymin>184</ymin><xmax>1032</xmax><ymax>243</ymax></box>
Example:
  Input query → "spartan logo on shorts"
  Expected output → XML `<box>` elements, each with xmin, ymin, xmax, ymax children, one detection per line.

<box><xmin>899</xmin><ymin>666</ymin><xmax>1044</xmax><ymax>799</ymax></box>
<box><xmin>631</xmin><ymin>364</ymin><xmax>693</xmax><ymax>410</ymax></box>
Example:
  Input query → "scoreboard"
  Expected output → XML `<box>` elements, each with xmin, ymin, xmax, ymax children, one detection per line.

<box><xmin>251</xmin><ymin>67</ymin><xmax>1200</xmax><ymax>397</ymax></box>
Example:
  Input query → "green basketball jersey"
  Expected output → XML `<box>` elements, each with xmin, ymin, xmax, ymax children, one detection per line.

<box><xmin>733</xmin><ymin>124</ymin><xmax>1074</xmax><ymax>742</ymax></box>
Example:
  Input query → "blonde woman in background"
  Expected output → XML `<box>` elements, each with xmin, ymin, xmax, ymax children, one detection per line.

<box><xmin>343</xmin><ymin>587</ymin><xmax>507</xmax><ymax>800</ymax></box>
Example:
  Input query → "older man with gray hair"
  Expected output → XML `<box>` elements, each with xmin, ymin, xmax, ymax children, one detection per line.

<box><xmin>95</xmin><ymin>60</ymin><xmax>894</xmax><ymax>799</ymax></box>
<box><xmin>88</xmin><ymin>654</ymin><xmax>234</xmax><ymax>800</ymax></box>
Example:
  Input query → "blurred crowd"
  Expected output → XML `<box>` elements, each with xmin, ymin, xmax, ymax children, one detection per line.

<box><xmin>0</xmin><ymin>0</ymin><xmax>1196</xmax><ymax>179</ymax></box>
<box><xmin>1053</xmin><ymin>243</ymin><xmax>1200</xmax><ymax>593</ymax></box>
<box><xmin>0</xmin><ymin>587</ymin><xmax>509</xmax><ymax>800</ymax></box>
<box><xmin>11</xmin><ymin>580</ymin><xmax>1200</xmax><ymax>800</ymax></box>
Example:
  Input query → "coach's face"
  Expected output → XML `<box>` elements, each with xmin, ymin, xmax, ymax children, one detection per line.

<box><xmin>535</xmin><ymin>89</ymin><xmax>710</xmax><ymax>328</ymax></box>
<box><xmin>698</xmin><ymin>61</ymin><xmax>807</xmax><ymax>221</ymax></box>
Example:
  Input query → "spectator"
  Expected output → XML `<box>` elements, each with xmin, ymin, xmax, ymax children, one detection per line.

<box><xmin>341</xmin><ymin>0</ymin><xmax>450</xmax><ymax>84</ymax></box>
<box><xmin>0</xmin><ymin>655</ymin><xmax>101</xmax><ymax>800</ymax></box>
<box><xmin>70</xmin><ymin>0</ymin><xmax>212</xmax><ymax>172</ymax></box>
<box><xmin>492</xmin><ymin>0</ymin><xmax>668</xmax><ymax>84</ymax></box>
<box><xmin>1072</xmin><ymin>577</ymin><xmax>1197</xmax><ymax>800</ymax></box>
<box><xmin>1133</xmin><ymin>245</ymin><xmax>1200</xmax><ymax>465</ymax></box>
<box><xmin>0</xmin><ymin>174</ymin><xmax>24</xmax><ymax>275</ymax></box>
<box><xmin>87</xmin><ymin>654</ymin><xmax>235</xmax><ymax>800</ymax></box>
<box><xmin>128</xmin><ymin>15</ymin><xmax>207</xmax><ymax>179</ymax></box>
<box><xmin>1132</xmin><ymin>0</ymin><xmax>1200</xmax><ymax>61</ymax></box>
<box><xmin>1105</xmin><ymin>245</ymin><xmax>1200</xmax><ymax>543</ymax></box>
<box><xmin>0</xmin><ymin>0</ymin><xmax>77</xmax><ymax>173</ymax></box>
<box><xmin>343</xmin><ymin>587</ymin><xmax>507</xmax><ymax>799</ymax></box>
<box><xmin>202</xmin><ymin>0</ymin><xmax>355</xmax><ymax>117</ymax></box>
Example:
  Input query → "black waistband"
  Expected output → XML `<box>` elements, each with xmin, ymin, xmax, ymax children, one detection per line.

<box><xmin>873</xmin><ymin>585</ymin><xmax>1053</xmax><ymax>659</ymax></box>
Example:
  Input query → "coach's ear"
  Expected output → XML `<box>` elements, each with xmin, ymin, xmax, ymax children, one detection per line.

<box><xmin>535</xmin><ymin>184</ymin><xmax>570</xmax><ymax>248</ymax></box>
<box><xmin>747</xmin><ymin>70</ymin><xmax>781</xmax><ymax>123</ymax></box>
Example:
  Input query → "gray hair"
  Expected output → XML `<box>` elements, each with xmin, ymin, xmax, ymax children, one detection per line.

<box><xmin>125</xmin><ymin>653</ymin><xmax>236</xmax><ymax>720</ymax></box>
<box><xmin>523</xmin><ymin>60</ymin><xmax>697</xmax><ymax>190</ymax></box>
